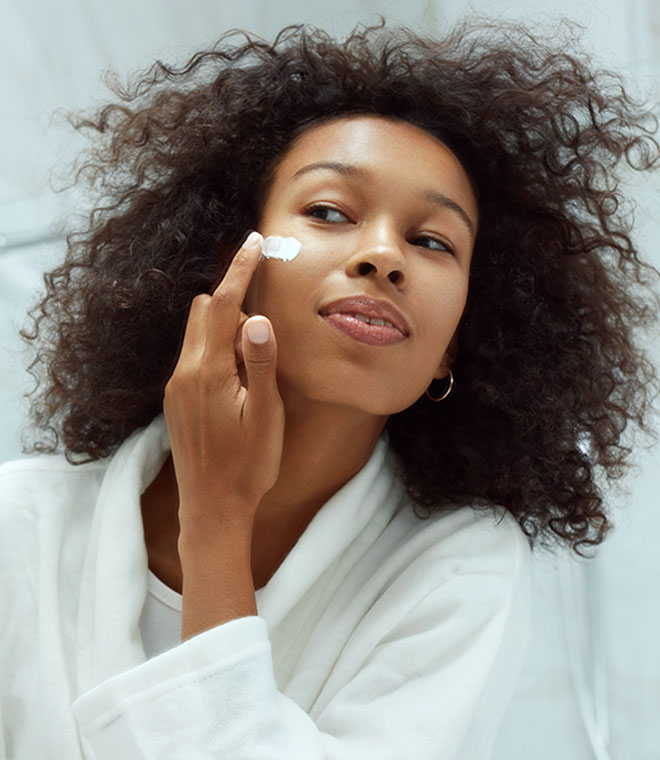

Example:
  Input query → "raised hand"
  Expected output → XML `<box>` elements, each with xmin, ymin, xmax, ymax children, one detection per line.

<box><xmin>163</xmin><ymin>231</ymin><xmax>285</xmax><ymax>546</ymax></box>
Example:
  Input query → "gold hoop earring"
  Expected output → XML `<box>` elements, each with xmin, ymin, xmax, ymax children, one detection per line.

<box><xmin>425</xmin><ymin>369</ymin><xmax>454</xmax><ymax>402</ymax></box>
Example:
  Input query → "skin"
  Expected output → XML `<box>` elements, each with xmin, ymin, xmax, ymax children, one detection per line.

<box><xmin>141</xmin><ymin>115</ymin><xmax>479</xmax><ymax>638</ymax></box>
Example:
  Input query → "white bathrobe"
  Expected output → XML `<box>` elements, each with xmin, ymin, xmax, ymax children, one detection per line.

<box><xmin>0</xmin><ymin>415</ymin><xmax>532</xmax><ymax>759</ymax></box>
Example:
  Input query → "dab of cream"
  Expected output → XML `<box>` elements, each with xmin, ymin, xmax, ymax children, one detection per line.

<box><xmin>260</xmin><ymin>236</ymin><xmax>302</xmax><ymax>262</ymax></box>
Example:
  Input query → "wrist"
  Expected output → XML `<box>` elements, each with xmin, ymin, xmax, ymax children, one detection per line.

<box><xmin>178</xmin><ymin>492</ymin><xmax>255</xmax><ymax>535</ymax></box>
<box><xmin>178</xmin><ymin>506</ymin><xmax>253</xmax><ymax>560</ymax></box>
<box><xmin>178</xmin><ymin>522</ymin><xmax>257</xmax><ymax>639</ymax></box>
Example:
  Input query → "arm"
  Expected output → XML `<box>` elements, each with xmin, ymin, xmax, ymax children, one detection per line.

<box><xmin>160</xmin><ymin>230</ymin><xmax>285</xmax><ymax>639</ymax></box>
<box><xmin>178</xmin><ymin>523</ymin><xmax>256</xmax><ymax>636</ymax></box>
<box><xmin>71</xmin><ymin>551</ymin><xmax>531</xmax><ymax>760</ymax></box>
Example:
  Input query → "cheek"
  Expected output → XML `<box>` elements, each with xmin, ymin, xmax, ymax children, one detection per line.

<box><xmin>421</xmin><ymin>282</ymin><xmax>469</xmax><ymax>346</ymax></box>
<box><xmin>242</xmin><ymin>276</ymin><xmax>259</xmax><ymax>313</ymax></box>
<box><xmin>446</xmin><ymin>287</ymin><xmax>469</xmax><ymax>329</ymax></box>
<box><xmin>242</xmin><ymin>263</ymin><xmax>282</xmax><ymax>315</ymax></box>
<box><xmin>243</xmin><ymin>259</ymin><xmax>309</xmax><ymax>317</ymax></box>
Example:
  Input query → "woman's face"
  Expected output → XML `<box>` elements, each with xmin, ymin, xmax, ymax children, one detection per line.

<box><xmin>242</xmin><ymin>114</ymin><xmax>478</xmax><ymax>415</ymax></box>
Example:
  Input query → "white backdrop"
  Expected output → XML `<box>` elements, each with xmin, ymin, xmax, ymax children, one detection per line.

<box><xmin>1</xmin><ymin>1</ymin><xmax>659</xmax><ymax>758</ymax></box>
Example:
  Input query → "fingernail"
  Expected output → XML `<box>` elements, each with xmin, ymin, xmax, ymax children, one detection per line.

<box><xmin>244</xmin><ymin>231</ymin><xmax>262</xmax><ymax>250</ymax></box>
<box><xmin>246</xmin><ymin>318</ymin><xmax>270</xmax><ymax>344</ymax></box>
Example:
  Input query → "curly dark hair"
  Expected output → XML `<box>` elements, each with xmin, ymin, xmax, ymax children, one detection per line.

<box><xmin>22</xmin><ymin>17</ymin><xmax>660</xmax><ymax>557</ymax></box>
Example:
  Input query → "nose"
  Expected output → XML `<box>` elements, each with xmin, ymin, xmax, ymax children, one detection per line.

<box><xmin>346</xmin><ymin>219</ymin><xmax>407</xmax><ymax>287</ymax></box>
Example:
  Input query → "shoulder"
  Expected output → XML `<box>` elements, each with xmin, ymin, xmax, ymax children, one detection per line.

<box><xmin>380</xmin><ymin>439</ymin><xmax>531</xmax><ymax>585</ymax></box>
<box><xmin>367</xmin><ymin>500</ymin><xmax>533</xmax><ymax>638</ymax></box>
<box><xmin>370</xmin><ymin>504</ymin><xmax>533</xmax><ymax>665</ymax></box>
<box><xmin>390</xmin><ymin>500</ymin><xmax>532</xmax><ymax>582</ymax></box>
<box><xmin>0</xmin><ymin>453</ymin><xmax>107</xmax><ymax>525</ymax></box>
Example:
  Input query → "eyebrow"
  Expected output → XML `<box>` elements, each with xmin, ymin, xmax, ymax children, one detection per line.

<box><xmin>291</xmin><ymin>161</ymin><xmax>476</xmax><ymax>240</ymax></box>
<box><xmin>424</xmin><ymin>190</ymin><xmax>475</xmax><ymax>240</ymax></box>
<box><xmin>292</xmin><ymin>161</ymin><xmax>368</xmax><ymax>180</ymax></box>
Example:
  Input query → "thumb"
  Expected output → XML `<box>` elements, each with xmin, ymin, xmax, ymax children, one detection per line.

<box><xmin>242</xmin><ymin>316</ymin><xmax>281</xmax><ymax>425</ymax></box>
<box><xmin>242</xmin><ymin>315</ymin><xmax>278</xmax><ymax>383</ymax></box>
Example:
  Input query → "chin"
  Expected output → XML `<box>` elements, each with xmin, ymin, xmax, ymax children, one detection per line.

<box><xmin>276</xmin><ymin>363</ymin><xmax>423</xmax><ymax>414</ymax></box>
<box><xmin>307</xmin><ymin>389</ymin><xmax>417</xmax><ymax>417</ymax></box>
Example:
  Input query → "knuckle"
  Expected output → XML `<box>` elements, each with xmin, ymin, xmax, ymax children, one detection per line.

<box><xmin>210</xmin><ymin>287</ymin><xmax>232</xmax><ymax>308</ymax></box>
<box><xmin>192</xmin><ymin>293</ymin><xmax>211</xmax><ymax>308</ymax></box>
<box><xmin>163</xmin><ymin>378</ymin><xmax>178</xmax><ymax>399</ymax></box>
<box><xmin>234</xmin><ymin>247</ymin><xmax>253</xmax><ymax>264</ymax></box>
<box><xmin>165</xmin><ymin>371</ymin><xmax>184</xmax><ymax>393</ymax></box>
<box><xmin>247</xmin><ymin>353</ymin><xmax>274</xmax><ymax>375</ymax></box>
<box><xmin>232</xmin><ymin>251</ymin><xmax>253</xmax><ymax>274</ymax></box>
<box><xmin>188</xmin><ymin>294</ymin><xmax>210</xmax><ymax>316</ymax></box>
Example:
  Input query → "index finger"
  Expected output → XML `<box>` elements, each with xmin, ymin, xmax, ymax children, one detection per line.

<box><xmin>204</xmin><ymin>231</ymin><xmax>264</xmax><ymax>360</ymax></box>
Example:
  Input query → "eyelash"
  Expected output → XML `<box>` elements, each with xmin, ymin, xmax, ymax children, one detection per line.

<box><xmin>303</xmin><ymin>203</ymin><xmax>456</xmax><ymax>256</ymax></box>
<box><xmin>305</xmin><ymin>204</ymin><xmax>349</xmax><ymax>223</ymax></box>
<box><xmin>411</xmin><ymin>235</ymin><xmax>456</xmax><ymax>256</ymax></box>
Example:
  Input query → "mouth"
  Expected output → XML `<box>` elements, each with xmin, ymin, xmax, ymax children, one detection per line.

<box><xmin>318</xmin><ymin>295</ymin><xmax>410</xmax><ymax>337</ymax></box>
<box><xmin>319</xmin><ymin>312</ymin><xmax>407</xmax><ymax>346</ymax></box>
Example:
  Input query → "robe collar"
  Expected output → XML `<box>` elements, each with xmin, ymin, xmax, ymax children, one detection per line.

<box><xmin>76</xmin><ymin>414</ymin><xmax>402</xmax><ymax>693</ymax></box>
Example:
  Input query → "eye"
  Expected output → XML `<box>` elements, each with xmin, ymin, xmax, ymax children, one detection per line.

<box><xmin>411</xmin><ymin>235</ymin><xmax>455</xmax><ymax>255</ymax></box>
<box><xmin>305</xmin><ymin>204</ymin><xmax>349</xmax><ymax>223</ymax></box>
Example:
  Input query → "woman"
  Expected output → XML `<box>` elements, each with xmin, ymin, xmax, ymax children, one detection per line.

<box><xmin>1</xmin><ymin>18</ymin><xmax>658</xmax><ymax>759</ymax></box>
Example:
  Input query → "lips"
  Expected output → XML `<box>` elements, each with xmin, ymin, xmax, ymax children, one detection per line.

<box><xmin>318</xmin><ymin>296</ymin><xmax>410</xmax><ymax>336</ymax></box>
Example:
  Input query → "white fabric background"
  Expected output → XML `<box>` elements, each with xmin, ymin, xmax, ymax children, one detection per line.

<box><xmin>0</xmin><ymin>1</ymin><xmax>658</xmax><ymax>758</ymax></box>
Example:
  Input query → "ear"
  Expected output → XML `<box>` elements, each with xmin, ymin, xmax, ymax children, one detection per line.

<box><xmin>434</xmin><ymin>333</ymin><xmax>459</xmax><ymax>379</ymax></box>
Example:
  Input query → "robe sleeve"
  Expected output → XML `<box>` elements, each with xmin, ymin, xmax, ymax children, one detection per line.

<box><xmin>71</xmin><ymin>561</ymin><xmax>531</xmax><ymax>760</ymax></box>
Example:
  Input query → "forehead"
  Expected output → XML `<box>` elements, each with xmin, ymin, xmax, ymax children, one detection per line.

<box><xmin>272</xmin><ymin>115</ymin><xmax>478</xmax><ymax>219</ymax></box>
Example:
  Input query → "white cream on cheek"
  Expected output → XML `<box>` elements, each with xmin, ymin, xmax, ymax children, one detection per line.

<box><xmin>259</xmin><ymin>235</ymin><xmax>302</xmax><ymax>262</ymax></box>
